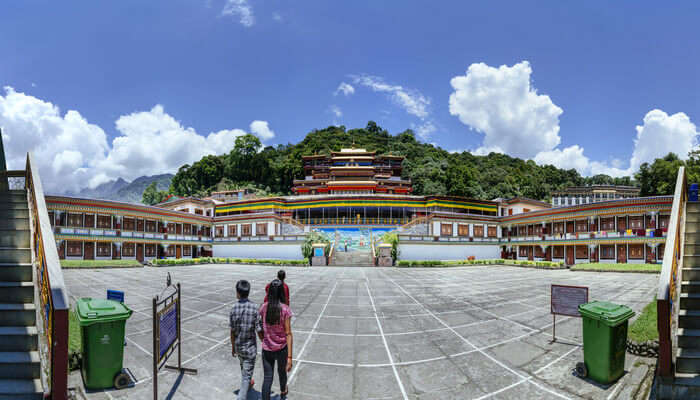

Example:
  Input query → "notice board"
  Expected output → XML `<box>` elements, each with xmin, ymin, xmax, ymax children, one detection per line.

<box><xmin>551</xmin><ymin>285</ymin><xmax>589</xmax><ymax>317</ymax></box>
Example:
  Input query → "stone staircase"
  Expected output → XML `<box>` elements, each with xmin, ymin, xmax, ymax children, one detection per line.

<box><xmin>0</xmin><ymin>190</ymin><xmax>43</xmax><ymax>399</ymax></box>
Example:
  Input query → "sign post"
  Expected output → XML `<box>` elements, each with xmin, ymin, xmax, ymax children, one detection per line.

<box><xmin>550</xmin><ymin>284</ymin><xmax>589</xmax><ymax>342</ymax></box>
<box><xmin>153</xmin><ymin>274</ymin><xmax>197</xmax><ymax>400</ymax></box>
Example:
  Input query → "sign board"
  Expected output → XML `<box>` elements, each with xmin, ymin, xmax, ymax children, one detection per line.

<box><xmin>551</xmin><ymin>284</ymin><xmax>589</xmax><ymax>317</ymax></box>
<box><xmin>313</xmin><ymin>247</ymin><xmax>324</xmax><ymax>257</ymax></box>
<box><xmin>107</xmin><ymin>290</ymin><xmax>124</xmax><ymax>303</ymax></box>
<box><xmin>158</xmin><ymin>301</ymin><xmax>178</xmax><ymax>361</ymax></box>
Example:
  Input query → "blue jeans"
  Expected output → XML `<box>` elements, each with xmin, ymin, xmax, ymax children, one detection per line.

<box><xmin>238</xmin><ymin>355</ymin><xmax>256</xmax><ymax>400</ymax></box>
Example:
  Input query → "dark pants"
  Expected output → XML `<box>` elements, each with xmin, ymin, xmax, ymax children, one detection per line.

<box><xmin>262</xmin><ymin>346</ymin><xmax>288</xmax><ymax>400</ymax></box>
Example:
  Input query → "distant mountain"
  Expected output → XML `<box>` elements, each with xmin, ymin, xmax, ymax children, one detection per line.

<box><xmin>69</xmin><ymin>174</ymin><xmax>173</xmax><ymax>204</ymax></box>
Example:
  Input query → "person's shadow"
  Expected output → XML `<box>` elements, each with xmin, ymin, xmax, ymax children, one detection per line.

<box><xmin>234</xmin><ymin>387</ymin><xmax>286</xmax><ymax>399</ymax></box>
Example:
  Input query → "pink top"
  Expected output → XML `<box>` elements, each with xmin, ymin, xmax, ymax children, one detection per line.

<box><xmin>259</xmin><ymin>303</ymin><xmax>293</xmax><ymax>352</ymax></box>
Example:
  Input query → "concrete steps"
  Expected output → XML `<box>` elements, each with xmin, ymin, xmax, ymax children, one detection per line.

<box><xmin>0</xmin><ymin>379</ymin><xmax>43</xmax><ymax>400</ymax></box>
<box><xmin>0</xmin><ymin>189</ymin><xmax>44</xmax><ymax>398</ymax></box>
<box><xmin>675</xmin><ymin>205</ymin><xmax>700</xmax><ymax>384</ymax></box>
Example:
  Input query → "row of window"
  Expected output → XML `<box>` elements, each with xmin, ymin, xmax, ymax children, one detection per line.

<box><xmin>50</xmin><ymin>211</ymin><xmax>211</xmax><ymax>236</ymax></box>
<box><xmin>61</xmin><ymin>241</ymin><xmax>195</xmax><ymax>258</ymax></box>
<box><xmin>516</xmin><ymin>244</ymin><xmax>663</xmax><ymax>259</ymax></box>
<box><xmin>214</xmin><ymin>223</ymin><xmax>270</xmax><ymax>238</ymax></box>
<box><xmin>511</xmin><ymin>216</ymin><xmax>669</xmax><ymax>236</ymax></box>
<box><xmin>440</xmin><ymin>224</ymin><xmax>498</xmax><ymax>237</ymax></box>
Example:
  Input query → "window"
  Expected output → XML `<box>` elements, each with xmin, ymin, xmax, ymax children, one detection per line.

<box><xmin>600</xmin><ymin>245</ymin><xmax>615</xmax><ymax>259</ymax></box>
<box><xmin>184</xmin><ymin>224</ymin><xmax>192</xmax><ymax>235</ymax></box>
<box><xmin>122</xmin><ymin>243</ymin><xmax>135</xmax><ymax>257</ymax></box>
<box><xmin>473</xmin><ymin>225</ymin><xmax>484</xmax><ymax>237</ymax></box>
<box><xmin>215</xmin><ymin>226</ymin><xmax>224</xmax><ymax>238</ymax></box>
<box><xmin>440</xmin><ymin>223</ymin><xmax>452</xmax><ymax>236</ymax></box>
<box><xmin>523</xmin><ymin>208</ymin><xmax>531</xmax><ymax>213</ymax></box>
<box><xmin>659</xmin><ymin>215</ymin><xmax>670</xmax><ymax>229</ymax></box>
<box><xmin>575</xmin><ymin>245</ymin><xmax>588</xmax><ymax>259</ymax></box>
<box><xmin>517</xmin><ymin>226</ymin><xmax>527</xmax><ymax>236</ymax></box>
<box><xmin>97</xmin><ymin>242</ymin><xmax>111</xmax><ymax>257</ymax></box>
<box><xmin>195</xmin><ymin>209</ymin><xmax>203</xmax><ymax>215</ymax></box>
<box><xmin>534</xmin><ymin>225</ymin><xmax>542</xmax><ymax>235</ymax></box>
<box><xmin>183</xmin><ymin>245</ymin><xmax>192</xmax><ymax>256</ymax></box>
<box><xmin>67</xmin><ymin>213</ymin><xmax>83</xmax><ymax>227</ymax></box>
<box><xmin>137</xmin><ymin>219</ymin><xmax>145</xmax><ymax>232</ymax></box>
<box><xmin>553</xmin><ymin>246</ymin><xmax>564</xmax><ymax>258</ymax></box>
<box><xmin>658</xmin><ymin>244</ymin><xmax>665</xmax><ymax>258</ymax></box>
<box><xmin>553</xmin><ymin>223</ymin><xmax>564</xmax><ymax>234</ymax></box>
<box><xmin>145</xmin><ymin>244</ymin><xmax>156</xmax><ymax>257</ymax></box>
<box><xmin>228</xmin><ymin>225</ymin><xmax>237</xmax><ymax>237</ymax></box>
<box><xmin>601</xmin><ymin>218</ymin><xmax>615</xmax><ymax>231</ymax></box>
<box><xmin>617</xmin><ymin>217</ymin><xmax>627</xmax><ymax>231</ymax></box>
<box><xmin>576</xmin><ymin>220</ymin><xmax>588</xmax><ymax>232</ymax></box>
<box><xmin>84</xmin><ymin>214</ymin><xmax>94</xmax><ymax>228</ymax></box>
<box><xmin>256</xmin><ymin>223</ymin><xmax>268</xmax><ymax>236</ymax></box>
<box><xmin>67</xmin><ymin>241</ymin><xmax>82</xmax><ymax>257</ymax></box>
<box><xmin>97</xmin><ymin>215</ymin><xmax>111</xmax><ymax>229</ymax></box>
<box><xmin>629</xmin><ymin>217</ymin><xmax>643</xmax><ymax>229</ymax></box>
<box><xmin>458</xmin><ymin>224</ymin><xmax>469</xmax><ymax>237</ymax></box>
<box><xmin>49</xmin><ymin>211</ymin><xmax>55</xmax><ymax>227</ymax></box>
<box><xmin>123</xmin><ymin>218</ymin><xmax>135</xmax><ymax>231</ymax></box>
<box><xmin>629</xmin><ymin>244</ymin><xmax>644</xmax><ymax>259</ymax></box>
<box><xmin>167</xmin><ymin>224</ymin><xmax>176</xmax><ymax>234</ymax></box>
<box><xmin>519</xmin><ymin>246</ymin><xmax>528</xmax><ymax>257</ymax></box>
<box><xmin>146</xmin><ymin>220</ymin><xmax>156</xmax><ymax>232</ymax></box>
<box><xmin>241</xmin><ymin>224</ymin><xmax>252</xmax><ymax>236</ymax></box>
<box><xmin>487</xmin><ymin>226</ymin><xmax>497</xmax><ymax>237</ymax></box>
<box><xmin>167</xmin><ymin>246</ymin><xmax>175</xmax><ymax>257</ymax></box>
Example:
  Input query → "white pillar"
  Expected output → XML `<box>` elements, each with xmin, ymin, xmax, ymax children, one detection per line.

<box><xmin>452</xmin><ymin>222</ymin><xmax>458</xmax><ymax>237</ymax></box>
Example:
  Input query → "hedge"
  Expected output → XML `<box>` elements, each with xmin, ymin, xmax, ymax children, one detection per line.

<box><xmin>61</xmin><ymin>259</ymin><xmax>142</xmax><ymax>268</ymax></box>
<box><xmin>151</xmin><ymin>257</ymin><xmax>308</xmax><ymax>267</ymax></box>
<box><xmin>397</xmin><ymin>259</ymin><xmax>564</xmax><ymax>268</ymax></box>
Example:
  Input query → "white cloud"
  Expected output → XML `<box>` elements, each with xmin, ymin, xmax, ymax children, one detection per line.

<box><xmin>334</xmin><ymin>82</ymin><xmax>355</xmax><ymax>96</ymax></box>
<box><xmin>473</xmin><ymin>145</ymin><xmax>504</xmax><ymax>156</ymax></box>
<box><xmin>449</xmin><ymin>61</ymin><xmax>562</xmax><ymax>159</ymax></box>
<box><xmin>249</xmin><ymin>120</ymin><xmax>275</xmax><ymax>141</ymax></box>
<box><xmin>0</xmin><ymin>87</ymin><xmax>274</xmax><ymax>193</ymax></box>
<box><xmin>351</xmin><ymin>75</ymin><xmax>430</xmax><ymax>119</ymax></box>
<box><xmin>630</xmin><ymin>109</ymin><xmax>697</xmax><ymax>171</ymax></box>
<box><xmin>414</xmin><ymin>121</ymin><xmax>436</xmax><ymax>141</ymax></box>
<box><xmin>533</xmin><ymin>110</ymin><xmax>698</xmax><ymax>177</ymax></box>
<box><xmin>272</xmin><ymin>12</ymin><xmax>282</xmax><ymax>22</ymax></box>
<box><xmin>222</xmin><ymin>0</ymin><xmax>255</xmax><ymax>27</ymax></box>
<box><xmin>329</xmin><ymin>105</ymin><xmax>342</xmax><ymax>118</ymax></box>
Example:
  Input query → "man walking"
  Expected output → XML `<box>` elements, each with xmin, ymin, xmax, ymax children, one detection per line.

<box><xmin>230</xmin><ymin>280</ymin><xmax>261</xmax><ymax>399</ymax></box>
<box><xmin>265</xmin><ymin>270</ymin><xmax>290</xmax><ymax>305</ymax></box>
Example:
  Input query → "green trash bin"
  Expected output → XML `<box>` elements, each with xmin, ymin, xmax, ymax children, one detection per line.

<box><xmin>577</xmin><ymin>301</ymin><xmax>635</xmax><ymax>384</ymax></box>
<box><xmin>76</xmin><ymin>298</ymin><xmax>133</xmax><ymax>390</ymax></box>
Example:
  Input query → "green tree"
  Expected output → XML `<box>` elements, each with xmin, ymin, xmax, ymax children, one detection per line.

<box><xmin>634</xmin><ymin>153</ymin><xmax>685</xmax><ymax>195</ymax></box>
<box><xmin>142</xmin><ymin>182</ymin><xmax>169</xmax><ymax>205</ymax></box>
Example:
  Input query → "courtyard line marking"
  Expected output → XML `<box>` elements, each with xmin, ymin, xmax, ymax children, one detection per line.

<box><xmin>287</xmin><ymin>280</ymin><xmax>339</xmax><ymax>384</ymax></box>
<box><xmin>365</xmin><ymin>280</ymin><xmax>409</xmax><ymax>400</ymax></box>
<box><xmin>379</xmin><ymin>269</ymin><xmax>572</xmax><ymax>400</ymax></box>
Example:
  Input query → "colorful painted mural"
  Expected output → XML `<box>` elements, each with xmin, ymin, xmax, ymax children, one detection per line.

<box><xmin>315</xmin><ymin>227</ymin><xmax>393</xmax><ymax>252</ymax></box>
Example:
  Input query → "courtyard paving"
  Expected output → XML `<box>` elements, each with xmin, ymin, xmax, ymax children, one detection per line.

<box><xmin>63</xmin><ymin>265</ymin><xmax>659</xmax><ymax>400</ymax></box>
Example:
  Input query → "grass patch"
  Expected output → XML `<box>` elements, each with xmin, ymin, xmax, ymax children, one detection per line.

<box><xmin>61</xmin><ymin>259</ymin><xmax>142</xmax><ymax>268</ymax></box>
<box><xmin>397</xmin><ymin>259</ymin><xmax>564</xmax><ymax>268</ymax></box>
<box><xmin>68</xmin><ymin>309</ymin><xmax>82</xmax><ymax>370</ymax></box>
<box><xmin>151</xmin><ymin>257</ymin><xmax>308</xmax><ymax>267</ymax></box>
<box><xmin>628</xmin><ymin>298</ymin><xmax>658</xmax><ymax>342</ymax></box>
<box><xmin>571</xmin><ymin>263</ymin><xmax>661</xmax><ymax>273</ymax></box>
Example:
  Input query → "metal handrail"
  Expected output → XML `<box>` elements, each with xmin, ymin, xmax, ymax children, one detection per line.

<box><xmin>657</xmin><ymin>166</ymin><xmax>687</xmax><ymax>378</ymax></box>
<box><xmin>24</xmin><ymin>153</ymin><xmax>69</xmax><ymax>399</ymax></box>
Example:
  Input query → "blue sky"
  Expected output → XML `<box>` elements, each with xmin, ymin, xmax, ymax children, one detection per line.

<box><xmin>1</xmin><ymin>1</ymin><xmax>699</xmax><ymax>193</ymax></box>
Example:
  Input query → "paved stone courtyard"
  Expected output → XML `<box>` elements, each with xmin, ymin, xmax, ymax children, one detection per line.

<box><xmin>63</xmin><ymin>265</ymin><xmax>659</xmax><ymax>399</ymax></box>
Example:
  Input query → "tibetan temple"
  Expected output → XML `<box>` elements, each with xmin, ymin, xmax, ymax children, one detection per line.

<box><xmin>36</xmin><ymin>147</ymin><xmax>672</xmax><ymax>265</ymax></box>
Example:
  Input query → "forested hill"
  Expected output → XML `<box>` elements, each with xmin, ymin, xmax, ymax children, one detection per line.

<box><xmin>167</xmin><ymin>122</ymin><xmax>638</xmax><ymax>202</ymax></box>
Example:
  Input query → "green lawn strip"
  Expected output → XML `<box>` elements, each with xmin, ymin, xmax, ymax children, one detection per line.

<box><xmin>628</xmin><ymin>298</ymin><xmax>658</xmax><ymax>342</ymax></box>
<box><xmin>397</xmin><ymin>259</ymin><xmax>564</xmax><ymax>268</ymax></box>
<box><xmin>151</xmin><ymin>257</ymin><xmax>308</xmax><ymax>267</ymax></box>
<box><xmin>570</xmin><ymin>263</ymin><xmax>661</xmax><ymax>273</ymax></box>
<box><xmin>61</xmin><ymin>259</ymin><xmax>142</xmax><ymax>268</ymax></box>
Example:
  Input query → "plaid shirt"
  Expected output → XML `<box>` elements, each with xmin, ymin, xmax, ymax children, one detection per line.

<box><xmin>229</xmin><ymin>298</ymin><xmax>261</xmax><ymax>359</ymax></box>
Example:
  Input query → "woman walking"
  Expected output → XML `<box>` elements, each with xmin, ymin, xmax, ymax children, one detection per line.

<box><xmin>258</xmin><ymin>279</ymin><xmax>293</xmax><ymax>400</ymax></box>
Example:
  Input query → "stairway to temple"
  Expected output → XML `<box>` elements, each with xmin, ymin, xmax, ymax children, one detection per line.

<box><xmin>331</xmin><ymin>248</ymin><xmax>374</xmax><ymax>267</ymax></box>
<box><xmin>0</xmin><ymin>189</ymin><xmax>43</xmax><ymax>399</ymax></box>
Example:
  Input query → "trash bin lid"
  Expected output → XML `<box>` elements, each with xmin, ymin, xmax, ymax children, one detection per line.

<box><xmin>578</xmin><ymin>301</ymin><xmax>635</xmax><ymax>327</ymax></box>
<box><xmin>76</xmin><ymin>298</ymin><xmax>132</xmax><ymax>326</ymax></box>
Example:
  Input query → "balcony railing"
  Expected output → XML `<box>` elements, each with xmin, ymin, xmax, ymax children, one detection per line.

<box><xmin>657</xmin><ymin>167</ymin><xmax>687</xmax><ymax>378</ymax></box>
<box><xmin>25</xmin><ymin>153</ymin><xmax>69</xmax><ymax>399</ymax></box>
<box><xmin>297</xmin><ymin>217</ymin><xmax>411</xmax><ymax>226</ymax></box>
